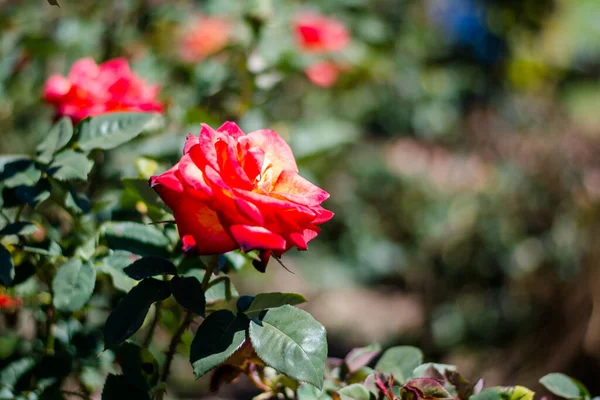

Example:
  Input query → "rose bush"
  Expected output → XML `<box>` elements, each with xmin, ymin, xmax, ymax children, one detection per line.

<box><xmin>43</xmin><ymin>57</ymin><xmax>163</xmax><ymax>122</ymax></box>
<box><xmin>150</xmin><ymin>122</ymin><xmax>333</xmax><ymax>270</ymax></box>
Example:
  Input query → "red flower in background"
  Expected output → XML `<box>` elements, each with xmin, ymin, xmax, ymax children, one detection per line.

<box><xmin>0</xmin><ymin>293</ymin><xmax>22</xmax><ymax>310</ymax></box>
<box><xmin>305</xmin><ymin>61</ymin><xmax>343</xmax><ymax>87</ymax></box>
<box><xmin>178</xmin><ymin>15</ymin><xmax>230</xmax><ymax>63</ymax></box>
<box><xmin>44</xmin><ymin>57</ymin><xmax>163</xmax><ymax>122</ymax></box>
<box><xmin>294</xmin><ymin>12</ymin><xmax>349</xmax><ymax>53</ymax></box>
<box><xmin>150</xmin><ymin>122</ymin><xmax>333</xmax><ymax>270</ymax></box>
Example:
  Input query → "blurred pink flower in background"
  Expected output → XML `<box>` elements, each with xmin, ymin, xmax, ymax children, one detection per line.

<box><xmin>294</xmin><ymin>12</ymin><xmax>350</xmax><ymax>53</ymax></box>
<box><xmin>44</xmin><ymin>57</ymin><xmax>163</xmax><ymax>122</ymax></box>
<box><xmin>304</xmin><ymin>61</ymin><xmax>343</xmax><ymax>87</ymax></box>
<box><xmin>178</xmin><ymin>15</ymin><xmax>230</xmax><ymax>63</ymax></box>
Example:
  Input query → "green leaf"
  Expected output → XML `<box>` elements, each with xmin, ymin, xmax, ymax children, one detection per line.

<box><xmin>123</xmin><ymin>256</ymin><xmax>177</xmax><ymax>280</ymax></box>
<box><xmin>101</xmin><ymin>222</ymin><xmax>170</xmax><ymax>256</ymax></box>
<box><xmin>65</xmin><ymin>186</ymin><xmax>91</xmax><ymax>214</ymax></box>
<box><xmin>375</xmin><ymin>346</ymin><xmax>423</xmax><ymax>384</ymax></box>
<box><xmin>244</xmin><ymin>292</ymin><xmax>307</xmax><ymax>317</ymax></box>
<box><xmin>540</xmin><ymin>373</ymin><xmax>586</xmax><ymax>400</ymax></box>
<box><xmin>52</xmin><ymin>259</ymin><xmax>96</xmax><ymax>312</ymax></box>
<box><xmin>470</xmin><ymin>387</ymin><xmax>507</xmax><ymax>400</ymax></box>
<box><xmin>117</xmin><ymin>343</ymin><xmax>159</xmax><ymax>391</ymax></box>
<box><xmin>97</xmin><ymin>251</ymin><xmax>139</xmax><ymax>292</ymax></box>
<box><xmin>37</xmin><ymin>117</ymin><xmax>73</xmax><ymax>164</ymax></box>
<box><xmin>412</xmin><ymin>363</ymin><xmax>456</xmax><ymax>378</ymax></box>
<box><xmin>339</xmin><ymin>384</ymin><xmax>371</xmax><ymax>400</ymax></box>
<box><xmin>0</xmin><ymin>243</ymin><xmax>15</xmax><ymax>286</ymax></box>
<box><xmin>101</xmin><ymin>374</ymin><xmax>150</xmax><ymax>400</ymax></box>
<box><xmin>0</xmin><ymin>222</ymin><xmax>39</xmax><ymax>237</ymax></box>
<box><xmin>0</xmin><ymin>357</ymin><xmax>35</xmax><ymax>389</ymax></box>
<box><xmin>182</xmin><ymin>268</ymin><xmax>239</xmax><ymax>304</ymax></box>
<box><xmin>78</xmin><ymin>112</ymin><xmax>157</xmax><ymax>151</ymax></box>
<box><xmin>249</xmin><ymin>305</ymin><xmax>327</xmax><ymax>389</ymax></box>
<box><xmin>103</xmin><ymin>278</ymin><xmax>170</xmax><ymax>348</ymax></box>
<box><xmin>170</xmin><ymin>275</ymin><xmax>206</xmax><ymax>316</ymax></box>
<box><xmin>48</xmin><ymin>150</ymin><xmax>93</xmax><ymax>181</ymax></box>
<box><xmin>2</xmin><ymin>159</ymin><xmax>41</xmax><ymax>188</ymax></box>
<box><xmin>190</xmin><ymin>310</ymin><xmax>249</xmax><ymax>379</ymax></box>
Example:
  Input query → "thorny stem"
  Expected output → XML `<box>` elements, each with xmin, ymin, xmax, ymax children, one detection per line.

<box><xmin>155</xmin><ymin>262</ymin><xmax>217</xmax><ymax>399</ymax></box>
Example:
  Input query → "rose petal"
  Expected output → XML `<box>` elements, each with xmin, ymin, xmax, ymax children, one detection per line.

<box><xmin>272</xmin><ymin>170</ymin><xmax>330</xmax><ymax>205</ymax></box>
<box><xmin>178</xmin><ymin>152</ymin><xmax>214</xmax><ymax>197</ymax></box>
<box><xmin>215</xmin><ymin>139</ymin><xmax>253</xmax><ymax>189</ymax></box>
<box><xmin>43</xmin><ymin>75</ymin><xmax>72</xmax><ymax>102</ymax></box>
<box><xmin>183</xmin><ymin>133</ymin><xmax>198</xmax><ymax>155</ymax></box>
<box><xmin>228</xmin><ymin>225</ymin><xmax>286</xmax><ymax>252</ymax></box>
<box><xmin>217</xmin><ymin>121</ymin><xmax>245</xmax><ymax>139</ymax></box>
<box><xmin>246</xmin><ymin>129</ymin><xmax>298</xmax><ymax>176</ymax></box>
<box><xmin>235</xmin><ymin>198</ymin><xmax>264</xmax><ymax>225</ymax></box>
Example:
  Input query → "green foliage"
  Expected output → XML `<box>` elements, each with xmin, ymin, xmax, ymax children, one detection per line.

<box><xmin>243</xmin><ymin>292</ymin><xmax>307</xmax><ymax>317</ymax></box>
<box><xmin>52</xmin><ymin>258</ymin><xmax>96</xmax><ymax>312</ymax></box>
<box><xmin>375</xmin><ymin>346</ymin><xmax>424</xmax><ymax>384</ymax></box>
<box><xmin>36</xmin><ymin>117</ymin><xmax>74</xmax><ymax>164</ymax></box>
<box><xmin>339</xmin><ymin>384</ymin><xmax>372</xmax><ymax>400</ymax></box>
<box><xmin>190</xmin><ymin>310</ymin><xmax>249</xmax><ymax>378</ymax></box>
<box><xmin>77</xmin><ymin>112</ymin><xmax>158</xmax><ymax>151</ymax></box>
<box><xmin>0</xmin><ymin>243</ymin><xmax>15</xmax><ymax>285</ymax></box>
<box><xmin>0</xmin><ymin>221</ymin><xmax>39</xmax><ymax>236</ymax></box>
<box><xmin>103</xmin><ymin>278</ymin><xmax>171</xmax><ymax>348</ymax></box>
<box><xmin>540</xmin><ymin>373</ymin><xmax>590</xmax><ymax>400</ymax></box>
<box><xmin>249</xmin><ymin>305</ymin><xmax>328</xmax><ymax>389</ymax></box>
<box><xmin>123</xmin><ymin>256</ymin><xmax>178</xmax><ymax>280</ymax></box>
<box><xmin>170</xmin><ymin>275</ymin><xmax>206</xmax><ymax>316</ymax></box>
<box><xmin>48</xmin><ymin>149</ymin><xmax>94</xmax><ymax>181</ymax></box>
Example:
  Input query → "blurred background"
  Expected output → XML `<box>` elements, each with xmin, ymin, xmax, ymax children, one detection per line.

<box><xmin>2</xmin><ymin>0</ymin><xmax>600</xmax><ymax>398</ymax></box>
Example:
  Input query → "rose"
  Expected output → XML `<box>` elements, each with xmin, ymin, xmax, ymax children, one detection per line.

<box><xmin>294</xmin><ymin>12</ymin><xmax>350</xmax><ymax>53</ymax></box>
<box><xmin>178</xmin><ymin>15</ymin><xmax>231</xmax><ymax>63</ymax></box>
<box><xmin>43</xmin><ymin>57</ymin><xmax>163</xmax><ymax>122</ymax></box>
<box><xmin>0</xmin><ymin>293</ymin><xmax>22</xmax><ymax>309</ymax></box>
<box><xmin>305</xmin><ymin>61</ymin><xmax>343</xmax><ymax>87</ymax></box>
<box><xmin>150</xmin><ymin>122</ymin><xmax>333</xmax><ymax>270</ymax></box>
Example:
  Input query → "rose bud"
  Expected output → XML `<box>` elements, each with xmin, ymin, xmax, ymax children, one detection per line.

<box><xmin>43</xmin><ymin>57</ymin><xmax>163</xmax><ymax>123</ymax></box>
<box><xmin>150</xmin><ymin>122</ymin><xmax>333</xmax><ymax>271</ymax></box>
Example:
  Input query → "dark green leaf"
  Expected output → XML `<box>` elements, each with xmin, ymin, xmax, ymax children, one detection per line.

<box><xmin>78</xmin><ymin>112</ymin><xmax>157</xmax><ymax>151</ymax></box>
<box><xmin>244</xmin><ymin>292</ymin><xmax>307</xmax><ymax>317</ymax></box>
<box><xmin>339</xmin><ymin>384</ymin><xmax>371</xmax><ymax>400</ymax></box>
<box><xmin>123</xmin><ymin>256</ymin><xmax>177</xmax><ymax>280</ymax></box>
<box><xmin>0</xmin><ymin>222</ymin><xmax>39</xmax><ymax>237</ymax></box>
<box><xmin>117</xmin><ymin>343</ymin><xmax>159</xmax><ymax>392</ymax></box>
<box><xmin>46</xmin><ymin>0</ymin><xmax>60</xmax><ymax>7</ymax></box>
<box><xmin>103</xmin><ymin>278</ymin><xmax>170</xmax><ymax>348</ymax></box>
<box><xmin>101</xmin><ymin>374</ymin><xmax>150</xmax><ymax>400</ymax></box>
<box><xmin>2</xmin><ymin>159</ymin><xmax>40</xmax><ymax>188</ymax></box>
<box><xmin>65</xmin><ymin>186</ymin><xmax>91</xmax><ymax>214</ymax></box>
<box><xmin>101</xmin><ymin>222</ymin><xmax>170</xmax><ymax>256</ymax></box>
<box><xmin>48</xmin><ymin>150</ymin><xmax>93</xmax><ymax>181</ymax></box>
<box><xmin>236</xmin><ymin>295</ymin><xmax>254</xmax><ymax>312</ymax></box>
<box><xmin>375</xmin><ymin>346</ymin><xmax>423</xmax><ymax>383</ymax></box>
<box><xmin>540</xmin><ymin>373</ymin><xmax>586</xmax><ymax>400</ymax></box>
<box><xmin>0</xmin><ymin>243</ymin><xmax>15</xmax><ymax>286</ymax></box>
<box><xmin>249</xmin><ymin>305</ymin><xmax>327</xmax><ymax>389</ymax></box>
<box><xmin>170</xmin><ymin>275</ymin><xmax>206</xmax><ymax>316</ymax></box>
<box><xmin>52</xmin><ymin>259</ymin><xmax>96</xmax><ymax>312</ymax></box>
<box><xmin>37</xmin><ymin>117</ymin><xmax>73</xmax><ymax>164</ymax></box>
<box><xmin>0</xmin><ymin>357</ymin><xmax>35</xmax><ymax>389</ymax></box>
<box><xmin>190</xmin><ymin>310</ymin><xmax>249</xmax><ymax>379</ymax></box>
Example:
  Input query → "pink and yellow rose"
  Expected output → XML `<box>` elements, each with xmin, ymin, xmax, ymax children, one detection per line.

<box><xmin>150</xmin><ymin>122</ymin><xmax>333</xmax><ymax>270</ymax></box>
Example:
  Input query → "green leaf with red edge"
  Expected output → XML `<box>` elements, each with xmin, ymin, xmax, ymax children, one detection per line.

<box><xmin>344</xmin><ymin>343</ymin><xmax>381</xmax><ymax>374</ymax></box>
<box><xmin>103</xmin><ymin>278</ymin><xmax>171</xmax><ymax>349</ymax></box>
<box><xmin>170</xmin><ymin>275</ymin><xmax>206</xmax><ymax>316</ymax></box>
<box><xmin>249</xmin><ymin>305</ymin><xmax>327</xmax><ymax>389</ymax></box>
<box><xmin>190</xmin><ymin>310</ymin><xmax>249</xmax><ymax>379</ymax></box>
